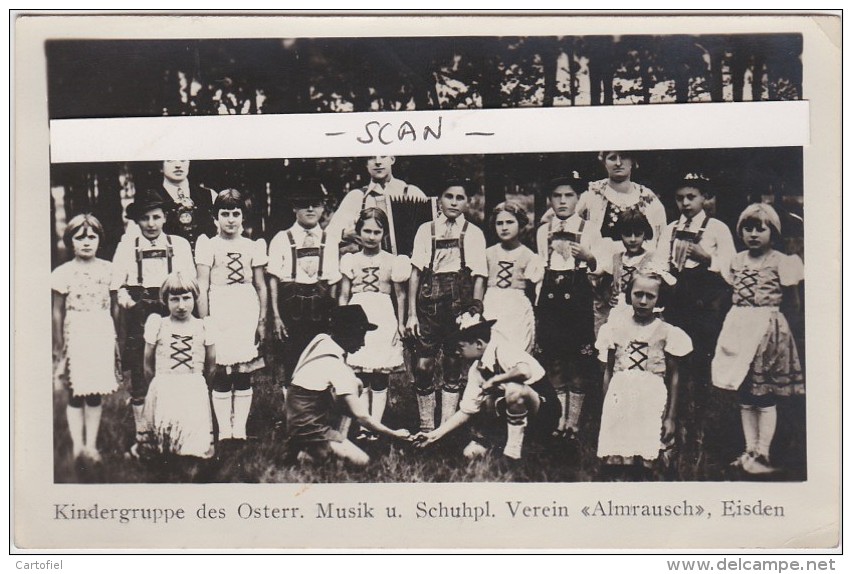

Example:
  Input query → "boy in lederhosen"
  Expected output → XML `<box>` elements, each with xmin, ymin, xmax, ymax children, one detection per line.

<box><xmin>406</xmin><ymin>178</ymin><xmax>487</xmax><ymax>433</ymax></box>
<box><xmin>284</xmin><ymin>305</ymin><xmax>410</xmax><ymax>466</ymax></box>
<box><xmin>535</xmin><ymin>177</ymin><xmax>601</xmax><ymax>444</ymax></box>
<box><xmin>654</xmin><ymin>174</ymin><xmax>736</xmax><ymax>462</ymax></box>
<box><xmin>110</xmin><ymin>190</ymin><xmax>195</xmax><ymax>455</ymax></box>
<box><xmin>268</xmin><ymin>181</ymin><xmax>341</xmax><ymax>385</ymax></box>
<box><xmin>412</xmin><ymin>308</ymin><xmax>560</xmax><ymax>460</ymax></box>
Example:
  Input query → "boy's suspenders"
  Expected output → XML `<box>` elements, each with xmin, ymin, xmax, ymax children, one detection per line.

<box><xmin>428</xmin><ymin>222</ymin><xmax>436</xmax><ymax>269</ymax></box>
<box><xmin>134</xmin><ymin>235</ymin><xmax>173</xmax><ymax>286</ymax></box>
<box><xmin>292</xmin><ymin>336</ymin><xmax>338</xmax><ymax>378</ymax></box>
<box><xmin>428</xmin><ymin>220</ymin><xmax>468</xmax><ymax>271</ymax></box>
<box><xmin>459</xmin><ymin>222</ymin><xmax>467</xmax><ymax>270</ymax></box>
<box><xmin>287</xmin><ymin>229</ymin><xmax>326</xmax><ymax>281</ymax></box>
<box><xmin>669</xmin><ymin>216</ymin><xmax>711</xmax><ymax>269</ymax></box>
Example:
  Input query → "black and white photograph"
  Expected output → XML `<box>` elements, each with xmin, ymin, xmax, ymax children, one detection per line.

<box><xmin>48</xmin><ymin>149</ymin><xmax>807</xmax><ymax>485</ymax></box>
<box><xmin>14</xmin><ymin>14</ymin><xmax>840</xmax><ymax>550</ymax></box>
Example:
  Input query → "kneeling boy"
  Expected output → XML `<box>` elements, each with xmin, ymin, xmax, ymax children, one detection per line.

<box><xmin>413</xmin><ymin>308</ymin><xmax>559</xmax><ymax>459</ymax></box>
<box><xmin>285</xmin><ymin>305</ymin><xmax>410</xmax><ymax>466</ymax></box>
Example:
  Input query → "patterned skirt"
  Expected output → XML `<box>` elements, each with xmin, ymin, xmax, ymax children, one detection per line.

<box><xmin>712</xmin><ymin>306</ymin><xmax>804</xmax><ymax>396</ymax></box>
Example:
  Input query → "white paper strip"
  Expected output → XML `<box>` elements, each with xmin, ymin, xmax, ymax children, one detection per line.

<box><xmin>49</xmin><ymin>101</ymin><xmax>810</xmax><ymax>163</ymax></box>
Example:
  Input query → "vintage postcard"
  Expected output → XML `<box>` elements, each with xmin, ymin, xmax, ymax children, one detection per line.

<box><xmin>13</xmin><ymin>13</ymin><xmax>841</xmax><ymax>550</ymax></box>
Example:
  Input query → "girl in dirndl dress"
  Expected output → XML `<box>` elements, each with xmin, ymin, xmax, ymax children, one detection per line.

<box><xmin>143</xmin><ymin>273</ymin><xmax>216</xmax><ymax>458</ymax></box>
<box><xmin>51</xmin><ymin>214</ymin><xmax>119</xmax><ymax>463</ymax></box>
<box><xmin>593</xmin><ymin>208</ymin><xmax>656</xmax><ymax>333</ymax></box>
<box><xmin>196</xmin><ymin>189</ymin><xmax>268</xmax><ymax>443</ymax></box>
<box><xmin>483</xmin><ymin>201</ymin><xmax>543</xmax><ymax>353</ymax></box>
<box><xmin>596</xmin><ymin>267</ymin><xmax>692</xmax><ymax>477</ymax></box>
<box><xmin>712</xmin><ymin>204</ymin><xmax>804</xmax><ymax>475</ymax></box>
<box><xmin>338</xmin><ymin>208</ymin><xmax>410</xmax><ymax>437</ymax></box>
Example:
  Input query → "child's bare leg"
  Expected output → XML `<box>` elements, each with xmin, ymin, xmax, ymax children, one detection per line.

<box><xmin>83</xmin><ymin>394</ymin><xmax>103</xmax><ymax>461</ymax></box>
<box><xmin>414</xmin><ymin>357</ymin><xmax>437</xmax><ymax>432</ymax></box>
<box><xmin>329</xmin><ymin>439</ymin><xmax>370</xmax><ymax>466</ymax></box>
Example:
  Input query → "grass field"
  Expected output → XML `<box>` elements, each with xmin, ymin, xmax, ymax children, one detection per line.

<box><xmin>53</xmin><ymin>357</ymin><xmax>807</xmax><ymax>485</ymax></box>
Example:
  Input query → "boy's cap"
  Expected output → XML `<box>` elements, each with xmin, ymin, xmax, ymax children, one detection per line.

<box><xmin>330</xmin><ymin>305</ymin><xmax>379</xmax><ymax>333</ymax></box>
<box><xmin>289</xmin><ymin>179</ymin><xmax>326</xmax><ymax>203</ymax></box>
<box><xmin>126</xmin><ymin>190</ymin><xmax>172</xmax><ymax>221</ymax></box>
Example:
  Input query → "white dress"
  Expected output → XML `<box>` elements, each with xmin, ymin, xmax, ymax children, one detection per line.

<box><xmin>51</xmin><ymin>258</ymin><xmax>119</xmax><ymax>397</ymax></box>
<box><xmin>196</xmin><ymin>234</ymin><xmax>267</xmax><ymax>369</ymax></box>
<box><xmin>143</xmin><ymin>315</ymin><xmax>214</xmax><ymax>458</ymax></box>
<box><xmin>483</xmin><ymin>244</ymin><xmax>543</xmax><ymax>353</ymax></box>
<box><xmin>342</xmin><ymin>251</ymin><xmax>410</xmax><ymax>373</ymax></box>
<box><xmin>595</xmin><ymin>314</ymin><xmax>692</xmax><ymax>465</ymax></box>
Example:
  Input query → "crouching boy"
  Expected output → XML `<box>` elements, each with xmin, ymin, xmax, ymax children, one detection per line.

<box><xmin>284</xmin><ymin>305</ymin><xmax>410</xmax><ymax>466</ymax></box>
<box><xmin>413</xmin><ymin>308</ymin><xmax>559</xmax><ymax>460</ymax></box>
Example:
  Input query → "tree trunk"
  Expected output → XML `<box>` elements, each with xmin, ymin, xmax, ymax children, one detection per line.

<box><xmin>751</xmin><ymin>55</ymin><xmax>765</xmax><ymax>101</ymax></box>
<box><xmin>567</xmin><ymin>44</ymin><xmax>577</xmax><ymax>106</ymax></box>
<box><xmin>540</xmin><ymin>40</ymin><xmax>559</xmax><ymax>107</ymax></box>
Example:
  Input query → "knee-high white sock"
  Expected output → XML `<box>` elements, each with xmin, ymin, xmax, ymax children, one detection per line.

<box><xmin>371</xmin><ymin>389</ymin><xmax>388</xmax><ymax>424</ymax></box>
<box><xmin>440</xmin><ymin>390</ymin><xmax>460</xmax><ymax>424</ymax></box>
<box><xmin>756</xmin><ymin>405</ymin><xmax>778</xmax><ymax>460</ymax></box>
<box><xmin>212</xmin><ymin>391</ymin><xmax>233</xmax><ymax>440</ymax></box>
<box><xmin>504</xmin><ymin>410</ymin><xmax>528</xmax><ymax>460</ymax></box>
<box><xmin>556</xmin><ymin>390</ymin><xmax>568</xmax><ymax>430</ymax></box>
<box><xmin>83</xmin><ymin>403</ymin><xmax>103</xmax><ymax>458</ymax></box>
<box><xmin>566</xmin><ymin>391</ymin><xmax>585</xmax><ymax>433</ymax></box>
<box><xmin>66</xmin><ymin>405</ymin><xmax>85</xmax><ymax>458</ymax></box>
<box><xmin>740</xmin><ymin>405</ymin><xmax>759</xmax><ymax>454</ymax></box>
<box><xmin>231</xmin><ymin>388</ymin><xmax>253</xmax><ymax>440</ymax></box>
<box><xmin>417</xmin><ymin>392</ymin><xmax>436</xmax><ymax>432</ymax></box>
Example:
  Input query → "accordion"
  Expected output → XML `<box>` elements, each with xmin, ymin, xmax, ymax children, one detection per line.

<box><xmin>389</xmin><ymin>195</ymin><xmax>436</xmax><ymax>257</ymax></box>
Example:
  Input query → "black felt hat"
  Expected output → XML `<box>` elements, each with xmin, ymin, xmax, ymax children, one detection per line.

<box><xmin>125</xmin><ymin>189</ymin><xmax>172</xmax><ymax>221</ymax></box>
<box><xmin>289</xmin><ymin>179</ymin><xmax>326</xmax><ymax>204</ymax></box>
<box><xmin>330</xmin><ymin>305</ymin><xmax>379</xmax><ymax>334</ymax></box>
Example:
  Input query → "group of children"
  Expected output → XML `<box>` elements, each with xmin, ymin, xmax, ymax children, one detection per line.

<box><xmin>52</xmin><ymin>154</ymin><xmax>805</xmax><ymax>479</ymax></box>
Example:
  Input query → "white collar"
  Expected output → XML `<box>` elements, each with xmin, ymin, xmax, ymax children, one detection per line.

<box><xmin>365</xmin><ymin>177</ymin><xmax>396</xmax><ymax>195</ymax></box>
<box><xmin>437</xmin><ymin>212</ymin><xmax>466</xmax><ymax>226</ymax></box>
<box><xmin>139</xmin><ymin>233</ymin><xmax>168</xmax><ymax>246</ymax></box>
<box><xmin>677</xmin><ymin>210</ymin><xmax>707</xmax><ymax>228</ymax></box>
<box><xmin>480</xmin><ymin>339</ymin><xmax>500</xmax><ymax>372</ymax></box>
<box><xmin>292</xmin><ymin>223</ymin><xmax>321</xmax><ymax>236</ymax></box>
<box><xmin>603</xmin><ymin>181</ymin><xmax>641</xmax><ymax>207</ymax></box>
<box><xmin>163</xmin><ymin>178</ymin><xmax>189</xmax><ymax>196</ymax></box>
<box><xmin>550</xmin><ymin>215</ymin><xmax>575</xmax><ymax>230</ymax></box>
